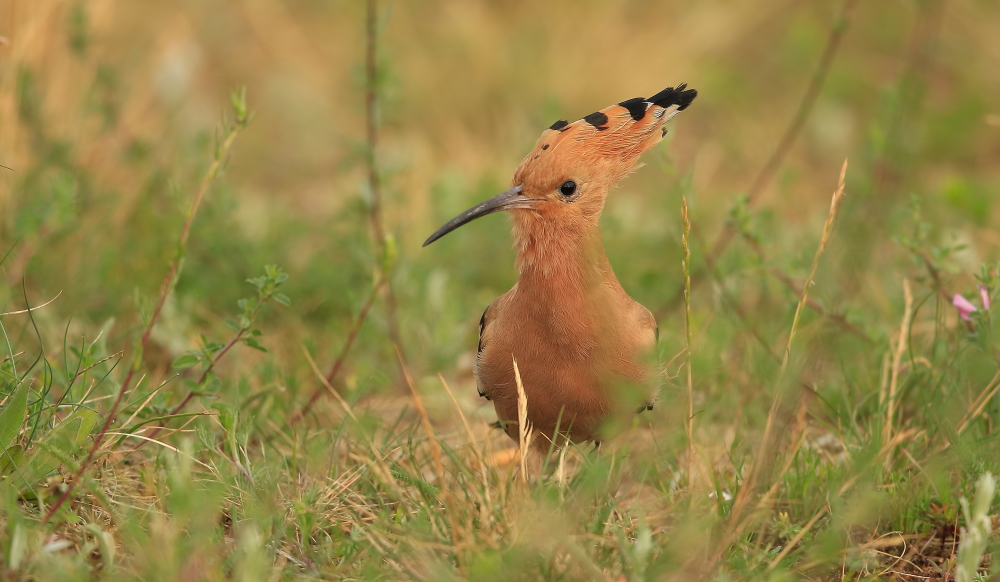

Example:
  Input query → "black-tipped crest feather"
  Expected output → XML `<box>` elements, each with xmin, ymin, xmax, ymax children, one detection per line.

<box><xmin>648</xmin><ymin>83</ymin><xmax>697</xmax><ymax>111</ymax></box>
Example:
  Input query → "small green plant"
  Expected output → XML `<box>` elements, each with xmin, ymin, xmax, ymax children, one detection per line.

<box><xmin>956</xmin><ymin>472</ymin><xmax>995</xmax><ymax>582</ymax></box>
<box><xmin>172</xmin><ymin>264</ymin><xmax>290</xmax><ymax>376</ymax></box>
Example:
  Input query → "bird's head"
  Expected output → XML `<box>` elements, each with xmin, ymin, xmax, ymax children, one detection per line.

<box><xmin>423</xmin><ymin>84</ymin><xmax>697</xmax><ymax>247</ymax></box>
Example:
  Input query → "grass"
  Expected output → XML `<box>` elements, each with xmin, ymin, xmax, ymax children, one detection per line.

<box><xmin>2</xmin><ymin>0</ymin><xmax>1000</xmax><ymax>580</ymax></box>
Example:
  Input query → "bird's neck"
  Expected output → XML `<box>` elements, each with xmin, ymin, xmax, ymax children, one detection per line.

<box><xmin>510</xmin><ymin>217</ymin><xmax>621</xmax><ymax>355</ymax></box>
<box><xmin>511</xmin><ymin>217</ymin><xmax>614</xmax><ymax>292</ymax></box>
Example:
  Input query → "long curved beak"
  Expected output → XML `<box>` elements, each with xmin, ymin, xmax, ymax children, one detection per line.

<box><xmin>423</xmin><ymin>185</ymin><xmax>530</xmax><ymax>247</ymax></box>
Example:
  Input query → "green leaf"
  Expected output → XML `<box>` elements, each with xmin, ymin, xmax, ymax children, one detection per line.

<box><xmin>83</xmin><ymin>524</ymin><xmax>116</xmax><ymax>570</ymax></box>
<box><xmin>246</xmin><ymin>276</ymin><xmax>265</xmax><ymax>291</ymax></box>
<box><xmin>224</xmin><ymin>318</ymin><xmax>241</xmax><ymax>332</ymax></box>
<box><xmin>213</xmin><ymin>403</ymin><xmax>238</xmax><ymax>434</ymax></box>
<box><xmin>0</xmin><ymin>444</ymin><xmax>24</xmax><ymax>476</ymax></box>
<box><xmin>9</xmin><ymin>524</ymin><xmax>26</xmax><ymax>570</ymax></box>
<box><xmin>172</xmin><ymin>354</ymin><xmax>201</xmax><ymax>369</ymax></box>
<box><xmin>204</xmin><ymin>373</ymin><xmax>222</xmax><ymax>394</ymax></box>
<box><xmin>243</xmin><ymin>338</ymin><xmax>267</xmax><ymax>352</ymax></box>
<box><xmin>52</xmin><ymin>408</ymin><xmax>101</xmax><ymax>450</ymax></box>
<box><xmin>238</xmin><ymin>297</ymin><xmax>259</xmax><ymax>315</ymax></box>
<box><xmin>382</xmin><ymin>233</ymin><xmax>398</xmax><ymax>273</ymax></box>
<box><xmin>0</xmin><ymin>381</ymin><xmax>30</xmax><ymax>451</ymax></box>
<box><xmin>274</xmin><ymin>293</ymin><xmax>291</xmax><ymax>307</ymax></box>
<box><xmin>69</xmin><ymin>409</ymin><xmax>99</xmax><ymax>447</ymax></box>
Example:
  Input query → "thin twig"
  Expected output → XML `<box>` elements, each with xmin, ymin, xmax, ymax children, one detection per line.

<box><xmin>743</xmin><ymin>234</ymin><xmax>871</xmax><ymax>342</ymax></box>
<box><xmin>707</xmin><ymin>0</ymin><xmax>859</xmax><ymax>264</ymax></box>
<box><xmin>292</xmin><ymin>278</ymin><xmax>383</xmax><ymax>424</ymax></box>
<box><xmin>363</xmin><ymin>0</ymin><xmax>405</xmax><ymax>362</ymax></box>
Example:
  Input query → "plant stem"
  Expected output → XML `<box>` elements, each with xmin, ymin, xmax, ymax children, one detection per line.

<box><xmin>681</xmin><ymin>197</ymin><xmax>694</xmax><ymax>490</ymax></box>
<box><xmin>42</xmin><ymin>103</ymin><xmax>249</xmax><ymax>525</ymax></box>
<box><xmin>124</xmin><ymin>299</ymin><xmax>268</xmax><ymax>456</ymax></box>
<box><xmin>291</xmin><ymin>279</ymin><xmax>382</xmax><ymax>424</ymax></box>
<box><xmin>363</xmin><ymin>0</ymin><xmax>406</xmax><ymax>362</ymax></box>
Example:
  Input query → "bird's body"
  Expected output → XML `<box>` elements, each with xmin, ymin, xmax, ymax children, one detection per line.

<box><xmin>477</xmin><ymin>227</ymin><xmax>658</xmax><ymax>445</ymax></box>
<box><xmin>425</xmin><ymin>84</ymin><xmax>697</xmax><ymax>449</ymax></box>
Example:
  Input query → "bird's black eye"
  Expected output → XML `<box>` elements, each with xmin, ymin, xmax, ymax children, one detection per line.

<box><xmin>559</xmin><ymin>180</ymin><xmax>577</xmax><ymax>198</ymax></box>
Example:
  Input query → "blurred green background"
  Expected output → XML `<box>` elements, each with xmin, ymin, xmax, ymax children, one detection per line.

<box><xmin>2</xmin><ymin>0</ymin><xmax>1000</xmax><ymax>579</ymax></box>
<box><xmin>3</xmin><ymin>0</ymin><xmax>999</xmax><ymax>391</ymax></box>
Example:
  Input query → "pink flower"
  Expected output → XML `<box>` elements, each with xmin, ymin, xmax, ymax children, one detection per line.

<box><xmin>953</xmin><ymin>294</ymin><xmax>977</xmax><ymax>321</ymax></box>
<box><xmin>981</xmin><ymin>285</ymin><xmax>992</xmax><ymax>311</ymax></box>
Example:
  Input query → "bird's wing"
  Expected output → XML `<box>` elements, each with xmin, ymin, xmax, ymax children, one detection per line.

<box><xmin>636</xmin><ymin>305</ymin><xmax>660</xmax><ymax>413</ymax></box>
<box><xmin>475</xmin><ymin>300</ymin><xmax>497</xmax><ymax>400</ymax></box>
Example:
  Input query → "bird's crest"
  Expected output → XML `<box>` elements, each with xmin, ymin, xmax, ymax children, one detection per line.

<box><xmin>514</xmin><ymin>84</ymin><xmax>697</xmax><ymax>186</ymax></box>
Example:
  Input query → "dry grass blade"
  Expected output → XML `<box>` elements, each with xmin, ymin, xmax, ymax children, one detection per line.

<box><xmin>956</xmin><ymin>369</ymin><xmax>1000</xmax><ymax>436</ymax></box>
<box><xmin>395</xmin><ymin>345</ymin><xmax>465</xmax><ymax>561</ymax></box>
<box><xmin>768</xmin><ymin>506</ymin><xmax>828</xmax><ymax>570</ymax></box>
<box><xmin>301</xmin><ymin>344</ymin><xmax>358</xmax><ymax>422</ymax></box>
<box><xmin>513</xmin><ymin>356</ymin><xmax>532</xmax><ymax>484</ymax></box>
<box><xmin>104</xmin><ymin>433</ymin><xmax>215</xmax><ymax>471</ymax></box>
<box><xmin>396</xmin><ymin>345</ymin><xmax>445</xmax><ymax>484</ymax></box>
<box><xmin>293</xmin><ymin>279</ymin><xmax>382</xmax><ymax>423</ymax></box>
<box><xmin>883</xmin><ymin>278</ymin><xmax>914</xmax><ymax>451</ymax></box>
<box><xmin>0</xmin><ymin>290</ymin><xmax>62</xmax><ymax>316</ymax></box>
<box><xmin>438</xmin><ymin>373</ymin><xmax>492</xmax><ymax>506</ymax></box>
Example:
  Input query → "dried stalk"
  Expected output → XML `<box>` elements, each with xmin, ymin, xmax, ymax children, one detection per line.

<box><xmin>883</xmin><ymin>279</ymin><xmax>914</xmax><ymax>452</ymax></box>
<box><xmin>681</xmin><ymin>196</ymin><xmax>694</xmax><ymax>488</ymax></box>
<box><xmin>513</xmin><ymin>356</ymin><xmax>532</xmax><ymax>484</ymax></box>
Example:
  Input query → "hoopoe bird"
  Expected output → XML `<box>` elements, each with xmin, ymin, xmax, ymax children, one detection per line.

<box><xmin>424</xmin><ymin>84</ymin><xmax>697</xmax><ymax>449</ymax></box>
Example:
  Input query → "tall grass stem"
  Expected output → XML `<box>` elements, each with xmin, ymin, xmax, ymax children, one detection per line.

<box><xmin>681</xmin><ymin>196</ymin><xmax>694</xmax><ymax>489</ymax></box>
<box><xmin>363</xmin><ymin>0</ymin><xmax>405</xmax><ymax>363</ymax></box>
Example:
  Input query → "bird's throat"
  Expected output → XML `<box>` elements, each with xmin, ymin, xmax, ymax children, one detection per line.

<box><xmin>512</xmin><ymin>218</ymin><xmax>612</xmax><ymax>293</ymax></box>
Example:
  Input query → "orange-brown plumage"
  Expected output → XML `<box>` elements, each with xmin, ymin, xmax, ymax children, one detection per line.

<box><xmin>425</xmin><ymin>84</ymin><xmax>697</xmax><ymax>448</ymax></box>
